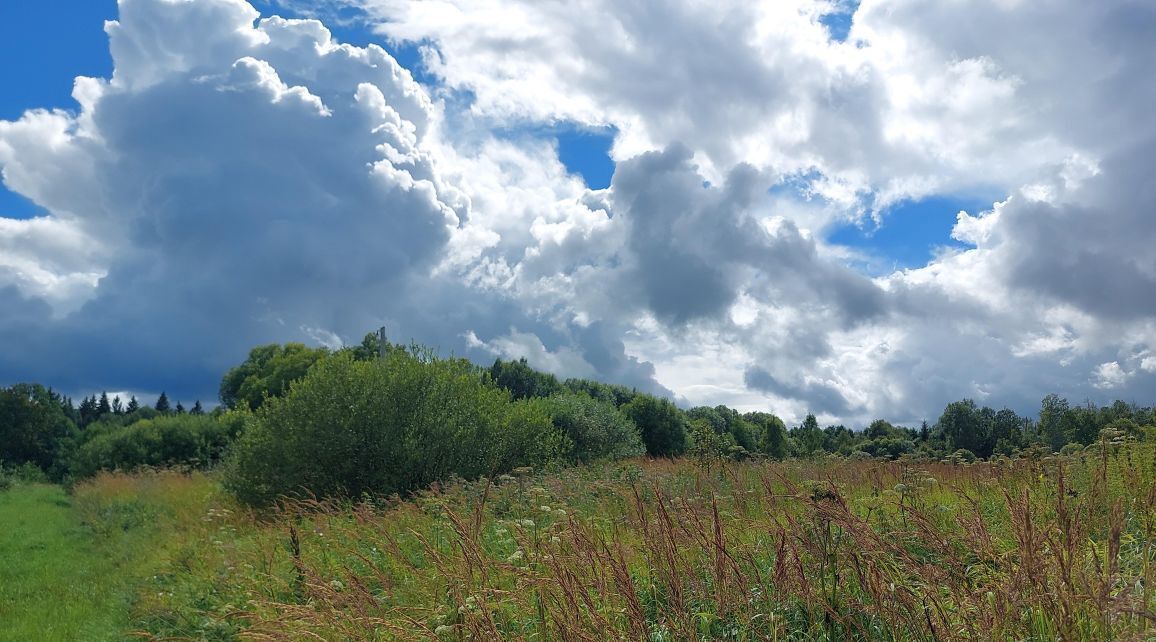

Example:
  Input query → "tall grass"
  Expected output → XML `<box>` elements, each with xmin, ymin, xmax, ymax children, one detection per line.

<box><xmin>75</xmin><ymin>443</ymin><xmax>1156</xmax><ymax>640</ymax></box>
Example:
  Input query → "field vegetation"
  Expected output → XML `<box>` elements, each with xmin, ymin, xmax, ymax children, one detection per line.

<box><xmin>1</xmin><ymin>331</ymin><xmax>1154</xmax><ymax>640</ymax></box>
<box><xmin>48</xmin><ymin>441</ymin><xmax>1156</xmax><ymax>640</ymax></box>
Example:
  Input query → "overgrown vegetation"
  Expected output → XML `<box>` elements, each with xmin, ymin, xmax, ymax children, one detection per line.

<box><xmin>5</xmin><ymin>333</ymin><xmax>1154</xmax><ymax>490</ymax></box>
<box><xmin>56</xmin><ymin>441</ymin><xmax>1156</xmax><ymax>640</ymax></box>
<box><xmin>2</xmin><ymin>331</ymin><xmax>1156</xmax><ymax>639</ymax></box>
<box><xmin>223</xmin><ymin>349</ymin><xmax>568</xmax><ymax>505</ymax></box>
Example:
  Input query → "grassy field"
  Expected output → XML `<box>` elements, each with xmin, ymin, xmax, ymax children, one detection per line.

<box><xmin>0</xmin><ymin>484</ymin><xmax>144</xmax><ymax>641</ymax></box>
<box><xmin>17</xmin><ymin>441</ymin><xmax>1142</xmax><ymax>641</ymax></box>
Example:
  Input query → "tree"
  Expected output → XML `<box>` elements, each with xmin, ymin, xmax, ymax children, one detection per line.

<box><xmin>991</xmin><ymin>408</ymin><xmax>1024</xmax><ymax>454</ymax></box>
<box><xmin>219</xmin><ymin>343</ymin><xmax>329</xmax><ymax>410</ymax></box>
<box><xmin>563</xmin><ymin>378</ymin><xmax>637</xmax><ymax>407</ymax></box>
<box><xmin>792</xmin><ymin>414</ymin><xmax>824</xmax><ymax>457</ymax></box>
<box><xmin>0</xmin><ymin>383</ymin><xmax>77</xmax><ymax>473</ymax></box>
<box><xmin>1067</xmin><ymin>401</ymin><xmax>1100</xmax><ymax>445</ymax></box>
<box><xmin>190</xmin><ymin>400</ymin><xmax>205</xmax><ymax>415</ymax></box>
<box><xmin>1039</xmin><ymin>394</ymin><xmax>1071</xmax><ymax>451</ymax></box>
<box><xmin>936</xmin><ymin>399</ymin><xmax>996</xmax><ymax>458</ymax></box>
<box><xmin>622</xmin><ymin>395</ymin><xmax>688</xmax><ymax>457</ymax></box>
<box><xmin>97</xmin><ymin>392</ymin><xmax>112</xmax><ymax>417</ymax></box>
<box><xmin>126</xmin><ymin>396</ymin><xmax>140</xmax><ymax>414</ymax></box>
<box><xmin>175</xmin><ymin>402</ymin><xmax>186</xmax><ymax>414</ymax></box>
<box><xmin>488</xmin><ymin>358</ymin><xmax>562</xmax><ymax>400</ymax></box>
<box><xmin>865</xmin><ymin>419</ymin><xmax>895</xmax><ymax>440</ymax></box>
<box><xmin>688</xmin><ymin>405</ymin><xmax>756</xmax><ymax>454</ymax></box>
<box><xmin>111</xmin><ymin>396</ymin><xmax>124</xmax><ymax>415</ymax></box>
<box><xmin>746</xmin><ymin>412</ymin><xmax>788</xmax><ymax>459</ymax></box>
<box><xmin>542</xmin><ymin>393</ymin><xmax>644</xmax><ymax>463</ymax></box>
<box><xmin>155</xmin><ymin>392</ymin><xmax>171</xmax><ymax>413</ymax></box>
<box><xmin>79</xmin><ymin>395</ymin><xmax>106</xmax><ymax>427</ymax></box>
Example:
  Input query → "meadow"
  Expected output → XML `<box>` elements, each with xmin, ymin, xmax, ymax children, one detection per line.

<box><xmin>5</xmin><ymin>440</ymin><xmax>1148</xmax><ymax>641</ymax></box>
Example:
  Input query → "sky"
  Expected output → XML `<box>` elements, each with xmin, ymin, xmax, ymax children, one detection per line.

<box><xmin>1</xmin><ymin>0</ymin><xmax>1154</xmax><ymax>426</ymax></box>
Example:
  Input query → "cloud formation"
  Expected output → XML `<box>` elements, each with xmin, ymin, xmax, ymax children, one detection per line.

<box><xmin>1</xmin><ymin>0</ymin><xmax>1154</xmax><ymax>425</ymax></box>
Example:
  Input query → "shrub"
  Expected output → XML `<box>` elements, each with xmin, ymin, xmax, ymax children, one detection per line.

<box><xmin>1059</xmin><ymin>442</ymin><xmax>1085</xmax><ymax>456</ymax></box>
<box><xmin>540</xmin><ymin>393</ymin><xmax>645</xmax><ymax>463</ymax></box>
<box><xmin>622</xmin><ymin>395</ymin><xmax>688</xmax><ymax>457</ymax></box>
<box><xmin>224</xmin><ymin>351</ymin><xmax>568</xmax><ymax>506</ymax></box>
<box><xmin>68</xmin><ymin>414</ymin><xmax>244</xmax><ymax>479</ymax></box>
<box><xmin>945</xmin><ymin>448</ymin><xmax>977</xmax><ymax>464</ymax></box>
<box><xmin>861</xmin><ymin>436</ymin><xmax>916</xmax><ymax>460</ymax></box>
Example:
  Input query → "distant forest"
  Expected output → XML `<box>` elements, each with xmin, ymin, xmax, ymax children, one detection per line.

<box><xmin>2</xmin><ymin>331</ymin><xmax>1152</xmax><ymax>502</ymax></box>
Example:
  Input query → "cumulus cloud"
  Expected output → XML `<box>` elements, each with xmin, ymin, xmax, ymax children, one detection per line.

<box><xmin>2</xmin><ymin>0</ymin><xmax>1155</xmax><ymax>425</ymax></box>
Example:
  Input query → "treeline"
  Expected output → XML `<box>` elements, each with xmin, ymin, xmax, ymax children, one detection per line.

<box><xmin>2</xmin><ymin>332</ymin><xmax>1154</xmax><ymax>503</ymax></box>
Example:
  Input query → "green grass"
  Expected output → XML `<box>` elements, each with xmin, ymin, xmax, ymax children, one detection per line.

<box><xmin>0</xmin><ymin>483</ymin><xmax>139</xmax><ymax>641</ymax></box>
<box><xmin>61</xmin><ymin>445</ymin><xmax>1155</xmax><ymax>641</ymax></box>
<box><xmin>3</xmin><ymin>445</ymin><xmax>1153</xmax><ymax>640</ymax></box>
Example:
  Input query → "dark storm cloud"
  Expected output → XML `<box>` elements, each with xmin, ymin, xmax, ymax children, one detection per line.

<box><xmin>743</xmin><ymin>366</ymin><xmax>855</xmax><ymax>417</ymax></box>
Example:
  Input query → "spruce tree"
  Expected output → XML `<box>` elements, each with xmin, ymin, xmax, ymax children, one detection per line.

<box><xmin>155</xmin><ymin>392</ymin><xmax>171</xmax><ymax>413</ymax></box>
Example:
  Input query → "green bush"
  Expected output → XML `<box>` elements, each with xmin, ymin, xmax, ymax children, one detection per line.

<box><xmin>224</xmin><ymin>351</ymin><xmax>568</xmax><ymax>506</ymax></box>
<box><xmin>68</xmin><ymin>414</ymin><xmax>244</xmax><ymax>479</ymax></box>
<box><xmin>1059</xmin><ymin>442</ymin><xmax>1085</xmax><ymax>456</ymax></box>
<box><xmin>622</xmin><ymin>395</ymin><xmax>688</xmax><ymax>457</ymax></box>
<box><xmin>540</xmin><ymin>393</ymin><xmax>645</xmax><ymax>463</ymax></box>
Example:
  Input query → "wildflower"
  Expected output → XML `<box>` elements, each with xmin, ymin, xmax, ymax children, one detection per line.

<box><xmin>507</xmin><ymin>549</ymin><xmax>525</xmax><ymax>563</ymax></box>
<box><xmin>434</xmin><ymin>625</ymin><xmax>453</xmax><ymax>636</ymax></box>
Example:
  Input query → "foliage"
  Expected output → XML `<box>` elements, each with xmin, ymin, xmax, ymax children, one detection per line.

<box><xmin>224</xmin><ymin>351</ymin><xmax>568</xmax><ymax>505</ymax></box>
<box><xmin>488</xmin><ymin>357</ymin><xmax>563</xmax><ymax>400</ymax></box>
<box><xmin>65</xmin><ymin>443</ymin><xmax>1156</xmax><ymax>641</ymax></box>
<box><xmin>0</xmin><ymin>383</ymin><xmax>76</xmax><ymax>476</ymax></box>
<box><xmin>563</xmin><ymin>378</ymin><xmax>639</xmax><ymax>407</ymax></box>
<box><xmin>687</xmin><ymin>418</ymin><xmax>733</xmax><ymax>472</ymax></box>
<box><xmin>539</xmin><ymin>393</ymin><xmax>645</xmax><ymax>463</ymax></box>
<box><xmin>791</xmin><ymin>413</ymin><xmax>825</xmax><ymax>457</ymax></box>
<box><xmin>746</xmin><ymin>411</ymin><xmax>788</xmax><ymax>459</ymax></box>
<box><xmin>622</xmin><ymin>394</ymin><xmax>688</xmax><ymax>457</ymax></box>
<box><xmin>67</xmin><ymin>414</ymin><xmax>244</xmax><ymax>479</ymax></box>
<box><xmin>687</xmin><ymin>405</ymin><xmax>757</xmax><ymax>455</ymax></box>
<box><xmin>218</xmin><ymin>342</ymin><xmax>329</xmax><ymax>410</ymax></box>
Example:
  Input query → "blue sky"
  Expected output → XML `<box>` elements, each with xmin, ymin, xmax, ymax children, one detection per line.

<box><xmin>828</xmin><ymin>195</ymin><xmax>994</xmax><ymax>270</ymax></box>
<box><xmin>0</xmin><ymin>0</ymin><xmax>116</xmax><ymax>220</ymax></box>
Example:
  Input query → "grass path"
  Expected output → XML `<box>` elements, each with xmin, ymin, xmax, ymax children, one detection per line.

<box><xmin>0</xmin><ymin>484</ymin><xmax>137</xmax><ymax>641</ymax></box>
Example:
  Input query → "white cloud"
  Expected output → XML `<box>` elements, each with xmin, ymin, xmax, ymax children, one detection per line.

<box><xmin>1093</xmin><ymin>362</ymin><xmax>1130</xmax><ymax>390</ymax></box>
<box><xmin>2</xmin><ymin>0</ymin><xmax>1156</xmax><ymax>425</ymax></box>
